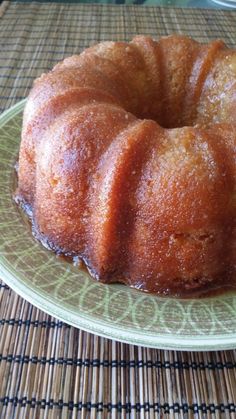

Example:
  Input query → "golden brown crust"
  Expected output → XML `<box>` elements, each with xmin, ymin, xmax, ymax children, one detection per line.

<box><xmin>16</xmin><ymin>35</ymin><xmax>236</xmax><ymax>296</ymax></box>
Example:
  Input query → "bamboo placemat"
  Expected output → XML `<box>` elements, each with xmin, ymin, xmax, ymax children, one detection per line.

<box><xmin>0</xmin><ymin>1</ymin><xmax>236</xmax><ymax>418</ymax></box>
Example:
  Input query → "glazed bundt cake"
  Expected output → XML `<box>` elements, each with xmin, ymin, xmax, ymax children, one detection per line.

<box><xmin>16</xmin><ymin>35</ymin><xmax>236</xmax><ymax>296</ymax></box>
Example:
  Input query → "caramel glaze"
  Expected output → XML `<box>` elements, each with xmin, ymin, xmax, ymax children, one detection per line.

<box><xmin>14</xmin><ymin>191</ymin><xmax>236</xmax><ymax>299</ymax></box>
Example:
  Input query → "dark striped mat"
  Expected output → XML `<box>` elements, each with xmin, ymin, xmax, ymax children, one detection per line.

<box><xmin>0</xmin><ymin>2</ymin><xmax>236</xmax><ymax>418</ymax></box>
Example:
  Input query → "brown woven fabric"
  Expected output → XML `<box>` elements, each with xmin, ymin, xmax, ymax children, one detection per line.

<box><xmin>0</xmin><ymin>2</ymin><xmax>236</xmax><ymax>418</ymax></box>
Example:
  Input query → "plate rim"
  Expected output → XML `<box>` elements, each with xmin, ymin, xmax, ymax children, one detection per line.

<box><xmin>0</xmin><ymin>99</ymin><xmax>236</xmax><ymax>351</ymax></box>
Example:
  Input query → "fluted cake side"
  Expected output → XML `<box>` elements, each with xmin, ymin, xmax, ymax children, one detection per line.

<box><xmin>15</xmin><ymin>35</ymin><xmax>236</xmax><ymax>296</ymax></box>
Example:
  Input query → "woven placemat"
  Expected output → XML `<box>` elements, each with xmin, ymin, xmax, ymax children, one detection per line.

<box><xmin>0</xmin><ymin>1</ymin><xmax>236</xmax><ymax>417</ymax></box>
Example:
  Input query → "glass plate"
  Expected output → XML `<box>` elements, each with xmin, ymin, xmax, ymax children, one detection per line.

<box><xmin>0</xmin><ymin>100</ymin><xmax>236</xmax><ymax>351</ymax></box>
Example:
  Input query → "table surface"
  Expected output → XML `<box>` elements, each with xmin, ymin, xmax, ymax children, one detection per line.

<box><xmin>0</xmin><ymin>1</ymin><xmax>236</xmax><ymax>418</ymax></box>
<box><xmin>6</xmin><ymin>0</ymin><xmax>236</xmax><ymax>10</ymax></box>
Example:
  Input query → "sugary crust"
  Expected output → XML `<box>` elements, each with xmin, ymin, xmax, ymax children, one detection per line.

<box><xmin>16</xmin><ymin>35</ymin><xmax>236</xmax><ymax>296</ymax></box>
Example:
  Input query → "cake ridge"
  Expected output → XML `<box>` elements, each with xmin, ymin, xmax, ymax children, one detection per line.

<box><xmin>184</xmin><ymin>39</ymin><xmax>226</xmax><ymax>125</ymax></box>
<box><xmin>89</xmin><ymin>119</ymin><xmax>161</xmax><ymax>280</ymax></box>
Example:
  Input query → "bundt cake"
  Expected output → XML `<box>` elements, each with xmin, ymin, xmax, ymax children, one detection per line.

<box><xmin>15</xmin><ymin>35</ymin><xmax>236</xmax><ymax>296</ymax></box>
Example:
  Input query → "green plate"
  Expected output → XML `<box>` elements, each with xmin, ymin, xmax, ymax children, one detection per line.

<box><xmin>0</xmin><ymin>100</ymin><xmax>236</xmax><ymax>351</ymax></box>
